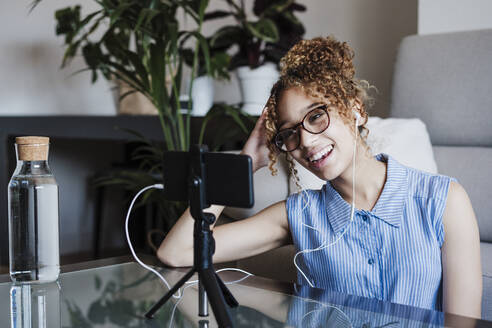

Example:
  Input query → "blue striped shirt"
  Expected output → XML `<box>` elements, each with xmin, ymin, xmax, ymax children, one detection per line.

<box><xmin>286</xmin><ymin>153</ymin><xmax>453</xmax><ymax>311</ymax></box>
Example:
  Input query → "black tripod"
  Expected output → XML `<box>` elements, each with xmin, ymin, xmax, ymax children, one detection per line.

<box><xmin>145</xmin><ymin>146</ymin><xmax>239</xmax><ymax>327</ymax></box>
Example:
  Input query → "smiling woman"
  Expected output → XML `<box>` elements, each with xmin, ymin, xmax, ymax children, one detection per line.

<box><xmin>157</xmin><ymin>35</ymin><xmax>482</xmax><ymax>319</ymax></box>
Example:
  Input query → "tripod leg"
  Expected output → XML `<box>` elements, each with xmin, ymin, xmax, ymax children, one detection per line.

<box><xmin>200</xmin><ymin>268</ymin><xmax>234</xmax><ymax>328</ymax></box>
<box><xmin>215</xmin><ymin>273</ymin><xmax>239</xmax><ymax>307</ymax></box>
<box><xmin>199</xmin><ymin>279</ymin><xmax>208</xmax><ymax>316</ymax></box>
<box><xmin>145</xmin><ymin>268</ymin><xmax>196</xmax><ymax>319</ymax></box>
<box><xmin>199</xmin><ymin>320</ymin><xmax>209</xmax><ymax>328</ymax></box>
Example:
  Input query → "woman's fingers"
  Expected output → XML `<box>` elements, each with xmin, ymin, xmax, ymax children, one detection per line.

<box><xmin>241</xmin><ymin>107</ymin><xmax>272</xmax><ymax>172</ymax></box>
<box><xmin>252</xmin><ymin>107</ymin><xmax>267</xmax><ymax>133</ymax></box>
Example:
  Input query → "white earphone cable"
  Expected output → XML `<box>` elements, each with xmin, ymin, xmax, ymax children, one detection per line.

<box><xmin>124</xmin><ymin>183</ymin><xmax>183</xmax><ymax>299</ymax></box>
<box><xmin>293</xmin><ymin>114</ymin><xmax>359</xmax><ymax>287</ymax></box>
<box><xmin>125</xmin><ymin>184</ymin><xmax>256</xmax><ymax>301</ymax></box>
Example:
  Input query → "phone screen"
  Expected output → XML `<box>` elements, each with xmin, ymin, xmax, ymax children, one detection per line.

<box><xmin>162</xmin><ymin>151</ymin><xmax>254</xmax><ymax>208</ymax></box>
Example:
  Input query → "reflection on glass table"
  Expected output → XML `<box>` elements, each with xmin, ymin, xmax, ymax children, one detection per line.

<box><xmin>10</xmin><ymin>282</ymin><xmax>60</xmax><ymax>328</ymax></box>
<box><xmin>0</xmin><ymin>256</ymin><xmax>490</xmax><ymax>327</ymax></box>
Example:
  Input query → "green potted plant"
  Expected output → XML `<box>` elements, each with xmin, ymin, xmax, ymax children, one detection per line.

<box><xmin>51</xmin><ymin>0</ymin><xmax>215</xmax><ymax>151</ymax></box>
<box><xmin>207</xmin><ymin>0</ymin><xmax>306</xmax><ymax>115</ymax></box>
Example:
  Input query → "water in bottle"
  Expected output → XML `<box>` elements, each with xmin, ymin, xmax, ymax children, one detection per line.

<box><xmin>8</xmin><ymin>136</ymin><xmax>60</xmax><ymax>283</ymax></box>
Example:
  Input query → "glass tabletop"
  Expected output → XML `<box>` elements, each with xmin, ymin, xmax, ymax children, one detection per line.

<box><xmin>0</xmin><ymin>256</ymin><xmax>489</xmax><ymax>327</ymax></box>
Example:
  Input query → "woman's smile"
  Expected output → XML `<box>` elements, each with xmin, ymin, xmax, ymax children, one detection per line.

<box><xmin>306</xmin><ymin>144</ymin><xmax>334</xmax><ymax>169</ymax></box>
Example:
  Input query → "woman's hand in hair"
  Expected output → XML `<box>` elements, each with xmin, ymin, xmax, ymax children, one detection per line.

<box><xmin>241</xmin><ymin>108</ymin><xmax>270</xmax><ymax>173</ymax></box>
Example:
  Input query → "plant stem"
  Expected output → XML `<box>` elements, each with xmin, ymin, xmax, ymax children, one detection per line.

<box><xmin>168</xmin><ymin>57</ymin><xmax>186</xmax><ymax>151</ymax></box>
<box><xmin>198</xmin><ymin>114</ymin><xmax>213</xmax><ymax>145</ymax></box>
<box><xmin>156</xmin><ymin>102</ymin><xmax>175</xmax><ymax>151</ymax></box>
<box><xmin>186</xmin><ymin>1</ymin><xmax>207</xmax><ymax>150</ymax></box>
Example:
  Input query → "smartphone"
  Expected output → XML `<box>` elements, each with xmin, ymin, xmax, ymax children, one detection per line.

<box><xmin>162</xmin><ymin>150</ymin><xmax>254</xmax><ymax>208</ymax></box>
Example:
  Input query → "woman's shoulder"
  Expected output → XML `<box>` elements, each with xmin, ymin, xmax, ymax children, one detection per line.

<box><xmin>407</xmin><ymin>168</ymin><xmax>455</xmax><ymax>201</ymax></box>
<box><xmin>386</xmin><ymin>155</ymin><xmax>456</xmax><ymax>202</ymax></box>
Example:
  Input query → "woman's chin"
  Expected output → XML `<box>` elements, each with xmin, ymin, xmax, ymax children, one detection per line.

<box><xmin>311</xmin><ymin>160</ymin><xmax>348</xmax><ymax>182</ymax></box>
<box><xmin>307</xmin><ymin>162</ymin><xmax>341</xmax><ymax>181</ymax></box>
<box><xmin>317</xmin><ymin>169</ymin><xmax>341</xmax><ymax>182</ymax></box>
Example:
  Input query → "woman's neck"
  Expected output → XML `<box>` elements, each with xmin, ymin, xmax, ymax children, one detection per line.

<box><xmin>330</xmin><ymin>148</ymin><xmax>387</xmax><ymax>211</ymax></box>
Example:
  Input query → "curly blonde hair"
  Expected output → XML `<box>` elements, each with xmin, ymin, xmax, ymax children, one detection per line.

<box><xmin>264</xmin><ymin>36</ymin><xmax>375</xmax><ymax>179</ymax></box>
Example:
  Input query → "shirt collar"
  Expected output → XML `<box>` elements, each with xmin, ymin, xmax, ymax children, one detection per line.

<box><xmin>324</xmin><ymin>153</ymin><xmax>408</xmax><ymax>234</ymax></box>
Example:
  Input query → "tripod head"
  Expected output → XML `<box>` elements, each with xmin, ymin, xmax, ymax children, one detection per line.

<box><xmin>188</xmin><ymin>145</ymin><xmax>215</xmax><ymax>225</ymax></box>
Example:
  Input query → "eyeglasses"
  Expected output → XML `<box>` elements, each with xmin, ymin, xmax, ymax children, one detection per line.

<box><xmin>274</xmin><ymin>105</ymin><xmax>330</xmax><ymax>152</ymax></box>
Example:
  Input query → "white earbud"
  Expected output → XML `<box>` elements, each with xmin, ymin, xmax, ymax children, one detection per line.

<box><xmin>353</xmin><ymin>109</ymin><xmax>361</xmax><ymax>124</ymax></box>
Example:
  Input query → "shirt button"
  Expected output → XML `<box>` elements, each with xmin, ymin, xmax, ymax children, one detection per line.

<box><xmin>362</xmin><ymin>216</ymin><xmax>368</xmax><ymax>222</ymax></box>
<box><xmin>368</xmin><ymin>258</ymin><xmax>374</xmax><ymax>265</ymax></box>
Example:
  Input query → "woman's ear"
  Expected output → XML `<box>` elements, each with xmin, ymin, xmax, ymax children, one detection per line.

<box><xmin>351</xmin><ymin>98</ymin><xmax>367</xmax><ymax>126</ymax></box>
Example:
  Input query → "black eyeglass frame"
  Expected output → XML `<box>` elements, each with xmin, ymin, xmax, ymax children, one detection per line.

<box><xmin>273</xmin><ymin>104</ymin><xmax>330</xmax><ymax>152</ymax></box>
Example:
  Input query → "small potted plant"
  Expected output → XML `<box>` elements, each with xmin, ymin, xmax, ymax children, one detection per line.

<box><xmin>181</xmin><ymin>38</ymin><xmax>230</xmax><ymax>116</ymax></box>
<box><xmin>208</xmin><ymin>0</ymin><xmax>306</xmax><ymax>115</ymax></box>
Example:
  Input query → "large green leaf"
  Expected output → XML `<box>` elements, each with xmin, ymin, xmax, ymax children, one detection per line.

<box><xmin>81</xmin><ymin>42</ymin><xmax>103</xmax><ymax>69</ymax></box>
<box><xmin>108</xmin><ymin>3</ymin><xmax>133</xmax><ymax>25</ymax></box>
<box><xmin>79</xmin><ymin>10</ymin><xmax>102</xmax><ymax>28</ymax></box>
<box><xmin>135</xmin><ymin>8</ymin><xmax>160</xmax><ymax>30</ymax></box>
<box><xmin>123</xmin><ymin>49</ymin><xmax>150</xmax><ymax>90</ymax></box>
<box><xmin>198</xmin><ymin>0</ymin><xmax>209</xmax><ymax>22</ymax></box>
<box><xmin>149</xmin><ymin>41</ymin><xmax>178</xmax><ymax>150</ymax></box>
<box><xmin>199</xmin><ymin>104</ymin><xmax>254</xmax><ymax>146</ymax></box>
<box><xmin>149</xmin><ymin>41</ymin><xmax>167</xmax><ymax>109</ymax></box>
<box><xmin>176</xmin><ymin>0</ymin><xmax>199</xmax><ymax>22</ymax></box>
<box><xmin>246</xmin><ymin>18</ymin><xmax>279</xmax><ymax>43</ymax></box>
<box><xmin>258</xmin><ymin>0</ymin><xmax>293</xmax><ymax>17</ymax></box>
<box><xmin>210</xmin><ymin>51</ymin><xmax>230</xmax><ymax>80</ymax></box>
<box><xmin>61</xmin><ymin>40</ymin><xmax>81</xmax><ymax>67</ymax></box>
<box><xmin>210</xmin><ymin>25</ymin><xmax>245</xmax><ymax>49</ymax></box>
<box><xmin>203</xmin><ymin>10</ymin><xmax>232</xmax><ymax>21</ymax></box>
<box><xmin>55</xmin><ymin>6</ymin><xmax>81</xmax><ymax>43</ymax></box>
<box><xmin>281</xmin><ymin>10</ymin><xmax>303</xmax><ymax>27</ymax></box>
<box><xmin>102</xmin><ymin>59</ymin><xmax>147</xmax><ymax>93</ymax></box>
<box><xmin>190</xmin><ymin>32</ymin><xmax>211</xmax><ymax>76</ymax></box>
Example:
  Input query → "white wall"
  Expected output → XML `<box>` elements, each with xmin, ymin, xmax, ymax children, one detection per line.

<box><xmin>419</xmin><ymin>0</ymin><xmax>492</xmax><ymax>35</ymax></box>
<box><xmin>0</xmin><ymin>1</ymin><xmax>116</xmax><ymax>116</ymax></box>
<box><xmin>0</xmin><ymin>0</ymin><xmax>417</xmax><ymax>117</ymax></box>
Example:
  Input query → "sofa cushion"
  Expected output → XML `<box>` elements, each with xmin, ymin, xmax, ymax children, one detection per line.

<box><xmin>364</xmin><ymin>117</ymin><xmax>437</xmax><ymax>173</ymax></box>
<box><xmin>433</xmin><ymin>146</ymin><xmax>492</xmax><ymax>242</ymax></box>
<box><xmin>390</xmin><ymin>29</ymin><xmax>492</xmax><ymax>147</ymax></box>
<box><xmin>480</xmin><ymin>242</ymin><xmax>492</xmax><ymax>320</ymax></box>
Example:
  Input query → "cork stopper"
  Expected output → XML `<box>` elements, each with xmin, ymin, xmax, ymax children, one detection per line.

<box><xmin>15</xmin><ymin>136</ymin><xmax>50</xmax><ymax>161</ymax></box>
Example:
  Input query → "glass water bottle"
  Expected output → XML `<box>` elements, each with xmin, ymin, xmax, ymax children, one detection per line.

<box><xmin>8</xmin><ymin>136</ymin><xmax>60</xmax><ymax>283</ymax></box>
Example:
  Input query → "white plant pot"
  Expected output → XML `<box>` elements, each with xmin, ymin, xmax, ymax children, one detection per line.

<box><xmin>237</xmin><ymin>63</ymin><xmax>279</xmax><ymax>115</ymax></box>
<box><xmin>191</xmin><ymin>76</ymin><xmax>214</xmax><ymax>116</ymax></box>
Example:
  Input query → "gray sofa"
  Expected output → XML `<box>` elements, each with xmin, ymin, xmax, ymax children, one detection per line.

<box><xmin>225</xmin><ymin>29</ymin><xmax>492</xmax><ymax>320</ymax></box>
<box><xmin>390</xmin><ymin>29</ymin><xmax>492</xmax><ymax>320</ymax></box>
